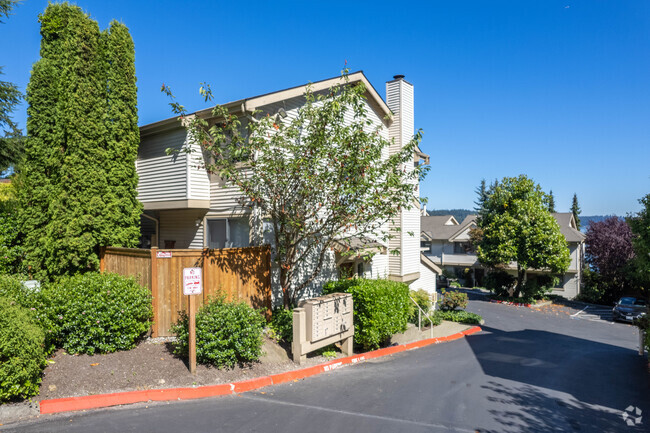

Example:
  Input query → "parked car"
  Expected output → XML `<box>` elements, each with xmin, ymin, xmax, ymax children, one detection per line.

<box><xmin>436</xmin><ymin>275</ymin><xmax>449</xmax><ymax>289</ymax></box>
<box><xmin>612</xmin><ymin>297</ymin><xmax>648</xmax><ymax>323</ymax></box>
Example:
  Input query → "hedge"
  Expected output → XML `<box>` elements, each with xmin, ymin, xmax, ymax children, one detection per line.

<box><xmin>323</xmin><ymin>279</ymin><xmax>410</xmax><ymax>350</ymax></box>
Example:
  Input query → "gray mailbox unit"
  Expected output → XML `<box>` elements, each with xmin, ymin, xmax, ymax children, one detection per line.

<box><xmin>292</xmin><ymin>293</ymin><xmax>353</xmax><ymax>364</ymax></box>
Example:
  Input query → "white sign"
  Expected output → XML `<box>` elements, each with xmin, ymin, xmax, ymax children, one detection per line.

<box><xmin>183</xmin><ymin>267</ymin><xmax>203</xmax><ymax>295</ymax></box>
<box><xmin>157</xmin><ymin>251</ymin><xmax>172</xmax><ymax>258</ymax></box>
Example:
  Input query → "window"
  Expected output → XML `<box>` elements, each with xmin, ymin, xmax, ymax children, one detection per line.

<box><xmin>207</xmin><ymin>218</ymin><xmax>250</xmax><ymax>249</ymax></box>
<box><xmin>357</xmin><ymin>262</ymin><xmax>364</xmax><ymax>278</ymax></box>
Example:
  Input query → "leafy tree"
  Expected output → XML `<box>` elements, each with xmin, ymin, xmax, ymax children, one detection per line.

<box><xmin>548</xmin><ymin>190</ymin><xmax>556</xmax><ymax>213</ymax></box>
<box><xmin>571</xmin><ymin>193</ymin><xmax>581</xmax><ymax>231</ymax></box>
<box><xmin>16</xmin><ymin>4</ymin><xmax>141</xmax><ymax>279</ymax></box>
<box><xmin>164</xmin><ymin>70</ymin><xmax>427</xmax><ymax>308</ymax></box>
<box><xmin>585</xmin><ymin>216</ymin><xmax>635</xmax><ymax>302</ymax></box>
<box><xmin>474</xmin><ymin>179</ymin><xmax>488</xmax><ymax>211</ymax></box>
<box><xmin>0</xmin><ymin>0</ymin><xmax>23</xmax><ymax>173</ymax></box>
<box><xmin>476</xmin><ymin>175</ymin><xmax>570</xmax><ymax>295</ymax></box>
<box><xmin>628</xmin><ymin>194</ymin><xmax>650</xmax><ymax>294</ymax></box>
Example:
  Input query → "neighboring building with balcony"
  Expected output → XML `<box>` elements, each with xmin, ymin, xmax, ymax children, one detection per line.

<box><xmin>420</xmin><ymin>213</ymin><xmax>585</xmax><ymax>299</ymax></box>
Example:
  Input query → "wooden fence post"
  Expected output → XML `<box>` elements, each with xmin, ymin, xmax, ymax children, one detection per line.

<box><xmin>151</xmin><ymin>247</ymin><xmax>159</xmax><ymax>338</ymax></box>
<box><xmin>99</xmin><ymin>246</ymin><xmax>106</xmax><ymax>273</ymax></box>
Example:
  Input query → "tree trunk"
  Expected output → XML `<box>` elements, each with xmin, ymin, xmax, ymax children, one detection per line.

<box><xmin>515</xmin><ymin>266</ymin><xmax>526</xmax><ymax>298</ymax></box>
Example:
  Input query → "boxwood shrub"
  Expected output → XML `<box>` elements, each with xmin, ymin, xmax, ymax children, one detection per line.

<box><xmin>323</xmin><ymin>279</ymin><xmax>410</xmax><ymax>350</ymax></box>
<box><xmin>171</xmin><ymin>294</ymin><xmax>266</xmax><ymax>368</ymax></box>
<box><xmin>0</xmin><ymin>297</ymin><xmax>46</xmax><ymax>402</ymax></box>
<box><xmin>44</xmin><ymin>273</ymin><xmax>153</xmax><ymax>355</ymax></box>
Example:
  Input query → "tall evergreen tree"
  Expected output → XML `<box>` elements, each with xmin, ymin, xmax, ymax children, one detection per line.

<box><xmin>17</xmin><ymin>3</ymin><xmax>140</xmax><ymax>279</ymax></box>
<box><xmin>548</xmin><ymin>190</ymin><xmax>556</xmax><ymax>213</ymax></box>
<box><xmin>102</xmin><ymin>21</ymin><xmax>142</xmax><ymax>248</ymax></box>
<box><xmin>571</xmin><ymin>193</ymin><xmax>581</xmax><ymax>230</ymax></box>
<box><xmin>474</xmin><ymin>179</ymin><xmax>488</xmax><ymax>211</ymax></box>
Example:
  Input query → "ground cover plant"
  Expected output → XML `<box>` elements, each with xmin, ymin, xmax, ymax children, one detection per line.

<box><xmin>434</xmin><ymin>310</ymin><xmax>483</xmax><ymax>325</ymax></box>
<box><xmin>323</xmin><ymin>278</ymin><xmax>410</xmax><ymax>350</ymax></box>
<box><xmin>172</xmin><ymin>294</ymin><xmax>266</xmax><ymax>368</ymax></box>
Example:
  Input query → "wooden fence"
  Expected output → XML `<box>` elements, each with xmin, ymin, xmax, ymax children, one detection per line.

<box><xmin>100</xmin><ymin>246</ymin><xmax>272</xmax><ymax>337</ymax></box>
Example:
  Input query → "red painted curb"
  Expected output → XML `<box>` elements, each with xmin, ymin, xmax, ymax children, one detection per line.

<box><xmin>39</xmin><ymin>325</ymin><xmax>482</xmax><ymax>415</ymax></box>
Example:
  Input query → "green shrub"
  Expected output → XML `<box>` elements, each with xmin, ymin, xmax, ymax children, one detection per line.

<box><xmin>0</xmin><ymin>275</ymin><xmax>57</xmax><ymax>354</ymax></box>
<box><xmin>0</xmin><ymin>297</ymin><xmax>46</xmax><ymax>402</ymax></box>
<box><xmin>440</xmin><ymin>289</ymin><xmax>468</xmax><ymax>311</ymax></box>
<box><xmin>44</xmin><ymin>273</ymin><xmax>152</xmax><ymax>355</ymax></box>
<box><xmin>171</xmin><ymin>294</ymin><xmax>266</xmax><ymax>368</ymax></box>
<box><xmin>449</xmin><ymin>281</ymin><xmax>461</xmax><ymax>288</ymax></box>
<box><xmin>408</xmin><ymin>289</ymin><xmax>432</xmax><ymax>325</ymax></box>
<box><xmin>269</xmin><ymin>307</ymin><xmax>293</xmax><ymax>343</ymax></box>
<box><xmin>484</xmin><ymin>270</ymin><xmax>516</xmax><ymax>297</ymax></box>
<box><xmin>434</xmin><ymin>310</ymin><xmax>483</xmax><ymax>325</ymax></box>
<box><xmin>323</xmin><ymin>279</ymin><xmax>410</xmax><ymax>350</ymax></box>
<box><xmin>576</xmin><ymin>268</ymin><xmax>606</xmax><ymax>304</ymax></box>
<box><xmin>521</xmin><ymin>274</ymin><xmax>558</xmax><ymax>300</ymax></box>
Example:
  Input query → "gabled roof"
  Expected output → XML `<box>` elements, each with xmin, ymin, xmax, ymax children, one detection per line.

<box><xmin>421</xmin><ymin>215</ymin><xmax>473</xmax><ymax>241</ymax></box>
<box><xmin>552</xmin><ymin>212</ymin><xmax>586</xmax><ymax>242</ymax></box>
<box><xmin>448</xmin><ymin>215</ymin><xmax>478</xmax><ymax>242</ymax></box>
<box><xmin>140</xmin><ymin>71</ymin><xmax>392</xmax><ymax>136</ymax></box>
<box><xmin>422</xmin><ymin>212</ymin><xmax>585</xmax><ymax>243</ymax></box>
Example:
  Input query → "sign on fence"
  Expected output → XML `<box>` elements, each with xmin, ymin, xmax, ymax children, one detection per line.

<box><xmin>183</xmin><ymin>267</ymin><xmax>202</xmax><ymax>295</ymax></box>
<box><xmin>156</xmin><ymin>251</ymin><xmax>172</xmax><ymax>258</ymax></box>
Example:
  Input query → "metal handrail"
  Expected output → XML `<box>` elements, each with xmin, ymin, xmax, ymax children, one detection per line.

<box><xmin>409</xmin><ymin>295</ymin><xmax>435</xmax><ymax>339</ymax></box>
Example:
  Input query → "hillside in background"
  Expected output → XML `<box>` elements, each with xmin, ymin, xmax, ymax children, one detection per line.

<box><xmin>427</xmin><ymin>209</ymin><xmax>613</xmax><ymax>231</ymax></box>
<box><xmin>427</xmin><ymin>209</ymin><xmax>475</xmax><ymax>222</ymax></box>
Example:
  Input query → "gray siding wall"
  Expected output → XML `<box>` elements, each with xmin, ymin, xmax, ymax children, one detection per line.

<box><xmin>137</xmin><ymin>129</ymin><xmax>188</xmax><ymax>202</ymax></box>
<box><xmin>158</xmin><ymin>209</ymin><xmax>206</xmax><ymax>249</ymax></box>
<box><xmin>137</xmin><ymin>128</ymin><xmax>210</xmax><ymax>203</ymax></box>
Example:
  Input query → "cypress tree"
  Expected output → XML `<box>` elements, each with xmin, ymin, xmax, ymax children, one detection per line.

<box><xmin>102</xmin><ymin>21</ymin><xmax>142</xmax><ymax>248</ymax></box>
<box><xmin>474</xmin><ymin>179</ymin><xmax>487</xmax><ymax>212</ymax></box>
<box><xmin>548</xmin><ymin>190</ymin><xmax>556</xmax><ymax>213</ymax></box>
<box><xmin>571</xmin><ymin>193</ymin><xmax>581</xmax><ymax>230</ymax></box>
<box><xmin>17</xmin><ymin>4</ymin><xmax>140</xmax><ymax>279</ymax></box>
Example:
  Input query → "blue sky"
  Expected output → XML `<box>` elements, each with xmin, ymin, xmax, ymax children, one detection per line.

<box><xmin>2</xmin><ymin>0</ymin><xmax>649</xmax><ymax>215</ymax></box>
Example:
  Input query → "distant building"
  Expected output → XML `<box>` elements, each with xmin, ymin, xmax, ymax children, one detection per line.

<box><xmin>420</xmin><ymin>213</ymin><xmax>585</xmax><ymax>299</ymax></box>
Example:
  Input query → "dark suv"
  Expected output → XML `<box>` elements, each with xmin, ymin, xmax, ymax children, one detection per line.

<box><xmin>612</xmin><ymin>297</ymin><xmax>648</xmax><ymax>323</ymax></box>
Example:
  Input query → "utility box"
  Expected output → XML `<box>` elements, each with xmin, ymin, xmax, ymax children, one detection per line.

<box><xmin>292</xmin><ymin>293</ymin><xmax>353</xmax><ymax>364</ymax></box>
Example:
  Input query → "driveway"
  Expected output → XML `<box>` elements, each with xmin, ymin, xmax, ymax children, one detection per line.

<box><xmin>5</xmin><ymin>292</ymin><xmax>649</xmax><ymax>433</ymax></box>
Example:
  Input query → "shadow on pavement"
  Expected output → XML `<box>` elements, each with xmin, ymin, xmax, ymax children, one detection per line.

<box><xmin>465</xmin><ymin>325</ymin><xmax>650</xmax><ymax>420</ymax></box>
<box><xmin>476</xmin><ymin>380</ymin><xmax>645</xmax><ymax>433</ymax></box>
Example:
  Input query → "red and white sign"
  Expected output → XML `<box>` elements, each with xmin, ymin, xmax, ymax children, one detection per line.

<box><xmin>183</xmin><ymin>267</ymin><xmax>203</xmax><ymax>295</ymax></box>
<box><xmin>157</xmin><ymin>251</ymin><xmax>172</xmax><ymax>258</ymax></box>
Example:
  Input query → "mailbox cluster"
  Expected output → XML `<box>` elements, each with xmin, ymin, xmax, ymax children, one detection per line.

<box><xmin>292</xmin><ymin>293</ymin><xmax>354</xmax><ymax>364</ymax></box>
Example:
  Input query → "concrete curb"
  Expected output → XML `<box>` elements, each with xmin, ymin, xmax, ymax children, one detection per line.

<box><xmin>39</xmin><ymin>326</ymin><xmax>482</xmax><ymax>415</ymax></box>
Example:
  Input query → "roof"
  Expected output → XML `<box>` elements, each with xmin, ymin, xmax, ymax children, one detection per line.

<box><xmin>420</xmin><ymin>253</ymin><xmax>442</xmax><ymax>274</ymax></box>
<box><xmin>140</xmin><ymin>71</ymin><xmax>392</xmax><ymax>136</ymax></box>
<box><xmin>421</xmin><ymin>215</ymin><xmax>475</xmax><ymax>241</ymax></box>
<box><xmin>422</xmin><ymin>212</ymin><xmax>585</xmax><ymax>243</ymax></box>
<box><xmin>552</xmin><ymin>212</ymin><xmax>586</xmax><ymax>242</ymax></box>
